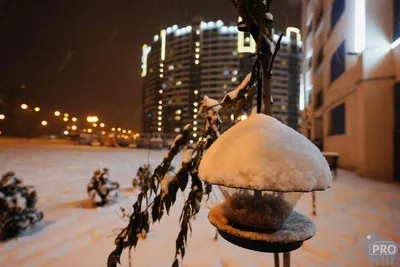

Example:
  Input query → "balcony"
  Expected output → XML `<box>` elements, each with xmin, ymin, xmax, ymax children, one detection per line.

<box><xmin>314</xmin><ymin>90</ymin><xmax>323</xmax><ymax>110</ymax></box>
<box><xmin>315</xmin><ymin>49</ymin><xmax>323</xmax><ymax>71</ymax></box>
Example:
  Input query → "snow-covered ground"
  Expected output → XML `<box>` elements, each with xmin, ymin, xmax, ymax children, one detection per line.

<box><xmin>0</xmin><ymin>138</ymin><xmax>399</xmax><ymax>267</ymax></box>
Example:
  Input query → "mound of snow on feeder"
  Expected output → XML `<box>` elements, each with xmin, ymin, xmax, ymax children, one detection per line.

<box><xmin>199</xmin><ymin>114</ymin><xmax>332</xmax><ymax>192</ymax></box>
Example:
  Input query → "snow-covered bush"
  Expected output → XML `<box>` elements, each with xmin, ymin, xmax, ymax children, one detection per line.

<box><xmin>0</xmin><ymin>172</ymin><xmax>44</xmax><ymax>240</ymax></box>
<box><xmin>87</xmin><ymin>168</ymin><xmax>120</xmax><ymax>206</ymax></box>
<box><xmin>133</xmin><ymin>164</ymin><xmax>152</xmax><ymax>188</ymax></box>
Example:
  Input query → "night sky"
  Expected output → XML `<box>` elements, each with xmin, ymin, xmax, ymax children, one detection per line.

<box><xmin>0</xmin><ymin>0</ymin><xmax>301</xmax><ymax>131</ymax></box>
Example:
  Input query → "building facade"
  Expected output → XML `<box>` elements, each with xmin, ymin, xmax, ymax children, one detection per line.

<box><xmin>301</xmin><ymin>0</ymin><xmax>400</xmax><ymax>181</ymax></box>
<box><xmin>141</xmin><ymin>19</ymin><xmax>302</xmax><ymax>144</ymax></box>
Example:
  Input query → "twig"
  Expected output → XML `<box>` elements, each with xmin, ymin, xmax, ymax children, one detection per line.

<box><xmin>267</xmin><ymin>33</ymin><xmax>284</xmax><ymax>77</ymax></box>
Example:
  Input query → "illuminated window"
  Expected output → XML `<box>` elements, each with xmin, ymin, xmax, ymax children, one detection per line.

<box><xmin>174</xmin><ymin>128</ymin><xmax>180</xmax><ymax>132</ymax></box>
<box><xmin>159</xmin><ymin>100</ymin><xmax>162</xmax><ymax>104</ymax></box>
<box><xmin>195</xmin><ymin>60</ymin><xmax>200</xmax><ymax>64</ymax></box>
<box><xmin>193</xmin><ymin>127</ymin><xmax>197</xmax><ymax>131</ymax></box>
<box><xmin>175</xmin><ymin>116</ymin><xmax>181</xmax><ymax>121</ymax></box>
<box><xmin>159</xmin><ymin>90</ymin><xmax>163</xmax><ymax>94</ymax></box>
<box><xmin>194</xmin><ymin>90</ymin><xmax>199</xmax><ymax>95</ymax></box>
<box><xmin>195</xmin><ymin>42</ymin><xmax>200</xmax><ymax>47</ymax></box>
<box><xmin>193</xmin><ymin>121</ymin><xmax>198</xmax><ymax>125</ymax></box>
<box><xmin>159</xmin><ymin>74</ymin><xmax>164</xmax><ymax>78</ymax></box>
<box><xmin>175</xmin><ymin>109</ymin><xmax>182</xmax><ymax>115</ymax></box>
<box><xmin>194</xmin><ymin>102</ymin><xmax>198</xmax><ymax>106</ymax></box>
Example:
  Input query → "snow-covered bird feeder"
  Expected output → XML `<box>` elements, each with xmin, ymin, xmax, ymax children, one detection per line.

<box><xmin>199</xmin><ymin>114</ymin><xmax>332</xmax><ymax>254</ymax></box>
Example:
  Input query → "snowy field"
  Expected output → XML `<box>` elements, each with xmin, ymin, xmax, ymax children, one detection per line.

<box><xmin>0</xmin><ymin>138</ymin><xmax>399</xmax><ymax>267</ymax></box>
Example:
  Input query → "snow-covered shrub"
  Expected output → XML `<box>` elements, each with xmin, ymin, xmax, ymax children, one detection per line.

<box><xmin>87</xmin><ymin>168</ymin><xmax>120</xmax><ymax>206</ymax></box>
<box><xmin>0</xmin><ymin>172</ymin><xmax>44</xmax><ymax>240</ymax></box>
<box><xmin>133</xmin><ymin>164</ymin><xmax>152</xmax><ymax>188</ymax></box>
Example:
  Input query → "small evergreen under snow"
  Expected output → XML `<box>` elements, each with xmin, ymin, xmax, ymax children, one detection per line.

<box><xmin>199</xmin><ymin>114</ymin><xmax>332</xmax><ymax>192</ymax></box>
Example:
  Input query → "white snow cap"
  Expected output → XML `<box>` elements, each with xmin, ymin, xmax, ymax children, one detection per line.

<box><xmin>199</xmin><ymin>114</ymin><xmax>332</xmax><ymax>192</ymax></box>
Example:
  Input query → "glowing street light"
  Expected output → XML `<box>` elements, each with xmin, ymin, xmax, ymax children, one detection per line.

<box><xmin>64</xmin><ymin>113</ymin><xmax>69</xmax><ymax>117</ymax></box>
<box><xmin>88</xmin><ymin>129</ymin><xmax>92</xmax><ymax>133</ymax></box>
<box><xmin>93</xmin><ymin>123</ymin><xmax>97</xmax><ymax>127</ymax></box>
<box><xmin>0</xmin><ymin>114</ymin><xmax>4</xmax><ymax>120</ymax></box>
<box><xmin>117</xmin><ymin>127</ymin><xmax>121</xmax><ymax>132</ymax></box>
<box><xmin>111</xmin><ymin>127</ymin><xmax>116</xmax><ymax>132</ymax></box>
<box><xmin>64</xmin><ymin>130</ymin><xmax>69</xmax><ymax>135</ymax></box>
<box><xmin>21</xmin><ymin>104</ymin><xmax>28</xmax><ymax>110</ymax></box>
<box><xmin>54</xmin><ymin>111</ymin><xmax>61</xmax><ymax>116</ymax></box>
<box><xmin>34</xmin><ymin>107</ymin><xmax>40</xmax><ymax>112</ymax></box>
<box><xmin>87</xmin><ymin>116</ymin><xmax>99</xmax><ymax>123</ymax></box>
<box><xmin>122</xmin><ymin>129</ymin><xmax>127</xmax><ymax>133</ymax></box>
<box><xmin>41</xmin><ymin>120</ymin><xmax>48</xmax><ymax>126</ymax></box>
<box><xmin>101</xmin><ymin>131</ymin><xmax>106</xmax><ymax>135</ymax></box>
<box><xmin>72</xmin><ymin>117</ymin><xmax>77</xmax><ymax>122</ymax></box>
<box><xmin>72</xmin><ymin>125</ymin><xmax>77</xmax><ymax>130</ymax></box>
<box><xmin>128</xmin><ymin>130</ymin><xmax>132</xmax><ymax>134</ymax></box>
<box><xmin>63</xmin><ymin>117</ymin><xmax>68</xmax><ymax>122</ymax></box>
<box><xmin>100</xmin><ymin>123</ymin><xmax>105</xmax><ymax>128</ymax></box>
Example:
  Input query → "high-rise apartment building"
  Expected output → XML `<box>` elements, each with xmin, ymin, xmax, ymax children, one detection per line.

<box><xmin>301</xmin><ymin>0</ymin><xmax>400</xmax><ymax>181</ymax></box>
<box><xmin>141</xmin><ymin>19</ymin><xmax>302</xmax><ymax>144</ymax></box>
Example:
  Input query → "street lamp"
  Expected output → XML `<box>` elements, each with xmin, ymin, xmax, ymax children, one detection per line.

<box><xmin>64</xmin><ymin>113</ymin><xmax>69</xmax><ymax>117</ymax></box>
<box><xmin>34</xmin><ymin>107</ymin><xmax>40</xmax><ymax>112</ymax></box>
<box><xmin>63</xmin><ymin>117</ymin><xmax>68</xmax><ymax>122</ymax></box>
<box><xmin>64</xmin><ymin>130</ymin><xmax>69</xmax><ymax>135</ymax></box>
<box><xmin>0</xmin><ymin>114</ymin><xmax>5</xmax><ymax>120</ymax></box>
<box><xmin>41</xmin><ymin>120</ymin><xmax>47</xmax><ymax>126</ymax></box>
<box><xmin>21</xmin><ymin>104</ymin><xmax>28</xmax><ymax>110</ymax></box>
<box><xmin>72</xmin><ymin>117</ymin><xmax>77</xmax><ymax>122</ymax></box>
<box><xmin>92</xmin><ymin>116</ymin><xmax>99</xmax><ymax>123</ymax></box>
<box><xmin>100</xmin><ymin>123</ymin><xmax>105</xmax><ymax>128</ymax></box>
<box><xmin>72</xmin><ymin>125</ymin><xmax>77</xmax><ymax>130</ymax></box>
<box><xmin>54</xmin><ymin>111</ymin><xmax>61</xmax><ymax>116</ymax></box>
<box><xmin>111</xmin><ymin>127</ymin><xmax>116</xmax><ymax>132</ymax></box>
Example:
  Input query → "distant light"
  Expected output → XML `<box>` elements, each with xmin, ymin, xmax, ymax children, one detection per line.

<box><xmin>195</xmin><ymin>54</ymin><xmax>200</xmax><ymax>59</ymax></box>
<box><xmin>158</xmin><ymin>127</ymin><xmax>162</xmax><ymax>132</ymax></box>
<box><xmin>158</xmin><ymin>111</ymin><xmax>162</xmax><ymax>115</ymax></box>
<box><xmin>240</xmin><ymin>114</ymin><xmax>248</xmax><ymax>121</ymax></box>
<box><xmin>196</xmin><ymin>29</ymin><xmax>200</xmax><ymax>35</ymax></box>
<box><xmin>195</xmin><ymin>48</ymin><xmax>200</xmax><ymax>53</ymax></box>
<box><xmin>193</xmin><ymin>127</ymin><xmax>197</xmax><ymax>131</ymax></box>
<box><xmin>88</xmin><ymin>129</ymin><xmax>92</xmax><ymax>133</ymax></box>
<box><xmin>193</xmin><ymin>133</ymin><xmax>197</xmax><ymax>137</ymax></box>
<box><xmin>216</xmin><ymin>20</ymin><xmax>224</xmax><ymax>27</ymax></box>
<box><xmin>83</xmin><ymin>129</ymin><xmax>87</xmax><ymax>132</ymax></box>
<box><xmin>193</xmin><ymin>115</ymin><xmax>197</xmax><ymax>118</ymax></box>
<box><xmin>175</xmin><ymin>116</ymin><xmax>181</xmax><ymax>121</ymax></box>
<box><xmin>72</xmin><ymin>125</ymin><xmax>77</xmax><ymax>130</ymax></box>
<box><xmin>153</xmin><ymin>35</ymin><xmax>159</xmax><ymax>42</ymax></box>
<box><xmin>101</xmin><ymin>131</ymin><xmax>106</xmax><ymax>135</ymax></box>
<box><xmin>100</xmin><ymin>123</ymin><xmax>105</xmax><ymax>128</ymax></box>
<box><xmin>159</xmin><ymin>74</ymin><xmax>164</xmax><ymax>78</ymax></box>
<box><xmin>231</xmin><ymin>114</ymin><xmax>235</xmax><ymax>121</ymax></box>
<box><xmin>54</xmin><ymin>111</ymin><xmax>61</xmax><ymax>116</ymax></box>
<box><xmin>175</xmin><ymin>109</ymin><xmax>182</xmax><ymax>115</ymax></box>
<box><xmin>158</xmin><ymin>116</ymin><xmax>162</xmax><ymax>120</ymax></box>
<box><xmin>41</xmin><ymin>120</ymin><xmax>47</xmax><ymax>126</ymax></box>
<box><xmin>159</xmin><ymin>90</ymin><xmax>163</xmax><ymax>94</ymax></box>
<box><xmin>233</xmin><ymin>70</ymin><xmax>239</xmax><ymax>75</ymax></box>
<box><xmin>161</xmin><ymin>29</ymin><xmax>166</xmax><ymax>61</ymax></box>
<box><xmin>194</xmin><ymin>90</ymin><xmax>199</xmax><ymax>95</ymax></box>
<box><xmin>193</xmin><ymin>108</ymin><xmax>198</xmax><ymax>113</ymax></box>
<box><xmin>195</xmin><ymin>60</ymin><xmax>200</xmax><ymax>65</ymax></box>
<box><xmin>172</xmin><ymin>25</ymin><xmax>178</xmax><ymax>31</ymax></box>
<box><xmin>392</xmin><ymin>38</ymin><xmax>400</xmax><ymax>49</ymax></box>
<box><xmin>158</xmin><ymin>122</ymin><xmax>162</xmax><ymax>126</ymax></box>
<box><xmin>174</xmin><ymin>127</ymin><xmax>180</xmax><ymax>133</ymax></box>
<box><xmin>117</xmin><ymin>127</ymin><xmax>121</xmax><ymax>132</ymax></box>
<box><xmin>168</xmin><ymin>65</ymin><xmax>174</xmax><ymax>70</ymax></box>
<box><xmin>158</xmin><ymin>100</ymin><xmax>163</xmax><ymax>104</ymax></box>
<box><xmin>64</xmin><ymin>113</ymin><xmax>69</xmax><ymax>117</ymax></box>
<box><xmin>64</xmin><ymin>130</ymin><xmax>69</xmax><ymax>135</ymax></box>
<box><xmin>122</xmin><ymin>129</ymin><xmax>127</xmax><ymax>133</ymax></box>
<box><xmin>158</xmin><ymin>106</ymin><xmax>162</xmax><ymax>110</ymax></box>
<box><xmin>63</xmin><ymin>117</ymin><xmax>68</xmax><ymax>122</ymax></box>
<box><xmin>72</xmin><ymin>117</ymin><xmax>77</xmax><ymax>122</ymax></box>
<box><xmin>232</xmin><ymin>77</ymin><xmax>238</xmax><ymax>82</ymax></box>
<box><xmin>21</xmin><ymin>104</ymin><xmax>28</xmax><ymax>110</ymax></box>
<box><xmin>195</xmin><ymin>42</ymin><xmax>200</xmax><ymax>47</ymax></box>
<box><xmin>34</xmin><ymin>107</ymin><xmax>40</xmax><ymax>112</ymax></box>
<box><xmin>112</xmin><ymin>127</ymin><xmax>116</xmax><ymax>132</ymax></box>
<box><xmin>128</xmin><ymin>130</ymin><xmax>132</xmax><ymax>134</ymax></box>
<box><xmin>193</xmin><ymin>121</ymin><xmax>197</xmax><ymax>125</ymax></box>
<box><xmin>190</xmin><ymin>140</ymin><xmax>194</xmax><ymax>144</ymax></box>
<box><xmin>0</xmin><ymin>114</ymin><xmax>4</xmax><ymax>120</ymax></box>
<box><xmin>93</xmin><ymin>123</ymin><xmax>97</xmax><ymax>127</ymax></box>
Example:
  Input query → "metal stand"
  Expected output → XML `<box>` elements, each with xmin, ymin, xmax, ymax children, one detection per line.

<box><xmin>209</xmin><ymin>205</ymin><xmax>316</xmax><ymax>267</ymax></box>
